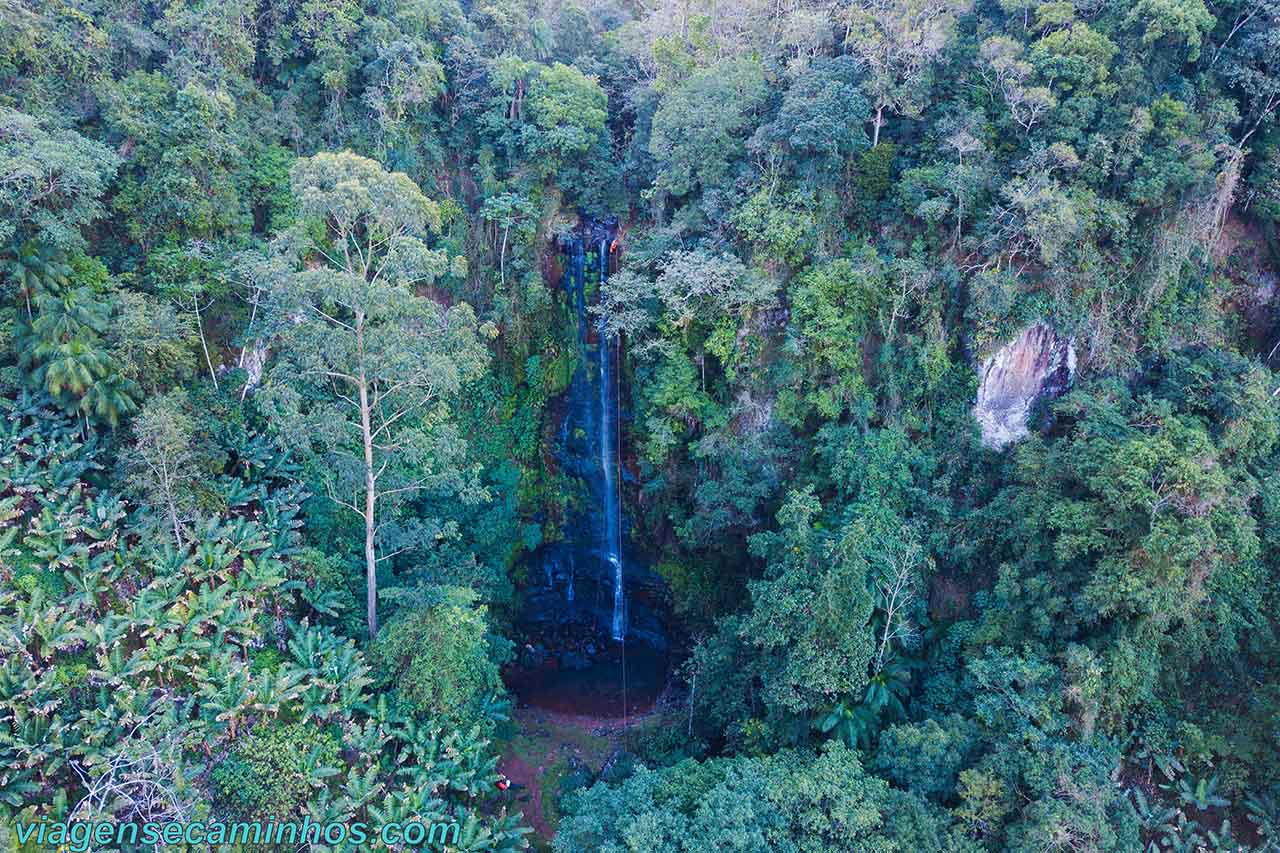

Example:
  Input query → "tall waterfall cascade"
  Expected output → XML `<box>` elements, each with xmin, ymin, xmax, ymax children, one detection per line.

<box><xmin>512</xmin><ymin>216</ymin><xmax>670</xmax><ymax>661</ymax></box>
<box><xmin>559</xmin><ymin>225</ymin><xmax>625</xmax><ymax>641</ymax></box>
<box><xmin>595</xmin><ymin>238</ymin><xmax>625</xmax><ymax>641</ymax></box>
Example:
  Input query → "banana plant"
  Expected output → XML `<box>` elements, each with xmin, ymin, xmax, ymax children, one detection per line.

<box><xmin>1164</xmin><ymin>775</ymin><xmax>1231</xmax><ymax>813</ymax></box>
<box><xmin>1200</xmin><ymin>819</ymin><xmax>1241</xmax><ymax>852</ymax></box>
<box><xmin>131</xmin><ymin>577</ymin><xmax>185</xmax><ymax>638</ymax></box>
<box><xmin>24</xmin><ymin>504</ymin><xmax>89</xmax><ymax>570</ymax></box>
<box><xmin>0</xmin><ymin>653</ymin><xmax>39</xmax><ymax>707</ymax></box>
<box><xmin>214</xmin><ymin>476</ymin><xmax>261</xmax><ymax>509</ymax></box>
<box><xmin>248</xmin><ymin>666</ymin><xmax>305</xmax><ymax>719</ymax></box>
<box><xmin>297</xmin><ymin>582</ymin><xmax>347</xmax><ymax>618</ymax></box>
<box><xmin>63</xmin><ymin>565</ymin><xmax>108</xmax><ymax>614</ymax></box>
<box><xmin>301</xmin><ymin>785</ymin><xmax>353</xmax><ymax>831</ymax></box>
<box><xmin>0</xmin><ymin>500</ymin><xmax>21</xmax><ymax>553</ymax></box>
<box><xmin>130</xmin><ymin>634</ymin><xmax>189</xmax><ymax>685</ymax></box>
<box><xmin>420</xmin><ymin>725</ymin><xmax>501</xmax><ymax>799</ymax></box>
<box><xmin>196</xmin><ymin>659</ymin><xmax>255</xmax><ymax>740</ymax></box>
<box><xmin>184</xmin><ymin>582</ymin><xmax>235</xmax><ymax>634</ymax></box>
<box><xmin>81</xmin><ymin>490</ymin><xmax>127</xmax><ymax>542</ymax></box>
<box><xmin>16</xmin><ymin>590</ymin><xmax>82</xmax><ymax>663</ymax></box>
<box><xmin>297</xmin><ymin>681</ymin><xmax>342</xmax><ymax>724</ymax></box>
<box><xmin>1128</xmin><ymin>787</ymin><xmax>1179</xmax><ymax>852</ymax></box>
<box><xmin>326</xmin><ymin>642</ymin><xmax>373</xmax><ymax>707</ymax></box>
<box><xmin>5</xmin><ymin>705</ymin><xmax>72</xmax><ymax>779</ymax></box>
<box><xmin>1245</xmin><ymin>789</ymin><xmax>1280</xmax><ymax>843</ymax></box>
<box><xmin>450</xmin><ymin>809</ymin><xmax>533</xmax><ymax>852</ymax></box>
<box><xmin>365</xmin><ymin>788</ymin><xmax>452</xmax><ymax>837</ymax></box>
<box><xmin>343</xmin><ymin>716</ymin><xmax>392</xmax><ymax>761</ymax></box>
<box><xmin>82</xmin><ymin>612</ymin><xmax>130</xmax><ymax>655</ymax></box>
<box><xmin>335</xmin><ymin>763</ymin><xmax>384</xmax><ymax>813</ymax></box>
<box><xmin>0</xmin><ymin>766</ymin><xmax>40</xmax><ymax>808</ymax></box>
<box><xmin>206</xmin><ymin>515</ymin><xmax>272</xmax><ymax>554</ymax></box>
<box><xmin>1159</xmin><ymin>811</ymin><xmax>1206</xmax><ymax>853</ymax></box>
<box><xmin>299</xmin><ymin>741</ymin><xmax>343</xmax><ymax>789</ymax></box>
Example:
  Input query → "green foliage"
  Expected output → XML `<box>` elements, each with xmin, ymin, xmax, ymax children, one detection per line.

<box><xmin>370</xmin><ymin>585</ymin><xmax>510</xmax><ymax>726</ymax></box>
<box><xmin>740</xmin><ymin>489</ymin><xmax>877</xmax><ymax>716</ymax></box>
<box><xmin>649</xmin><ymin>58</ymin><xmax>768</xmax><ymax>199</ymax></box>
<box><xmin>1125</xmin><ymin>0</ymin><xmax>1215</xmax><ymax>60</ymax></box>
<box><xmin>526</xmin><ymin>63</ymin><xmax>608</xmax><ymax>164</ymax></box>
<box><xmin>972</xmin><ymin>351</ymin><xmax>1277</xmax><ymax>732</ymax></box>
<box><xmin>213</xmin><ymin>722</ymin><xmax>341</xmax><ymax>820</ymax></box>
<box><xmin>875</xmin><ymin>714</ymin><xmax>979</xmax><ymax>801</ymax></box>
<box><xmin>0</xmin><ymin>398</ymin><xmax>527</xmax><ymax>847</ymax></box>
<box><xmin>787</xmin><ymin>251</ymin><xmax>884</xmax><ymax>418</ymax></box>
<box><xmin>120</xmin><ymin>390</ymin><xmax>221</xmax><ymax>547</ymax></box>
<box><xmin>3</xmin><ymin>1</ymin><xmax>1280</xmax><ymax>849</ymax></box>
<box><xmin>0</xmin><ymin>109</ymin><xmax>119</xmax><ymax>252</ymax></box>
<box><xmin>257</xmin><ymin>151</ymin><xmax>489</xmax><ymax>637</ymax></box>
<box><xmin>17</xmin><ymin>282</ymin><xmax>140</xmax><ymax>427</ymax></box>
<box><xmin>555</xmin><ymin>742</ymin><xmax>959</xmax><ymax>852</ymax></box>
<box><xmin>102</xmin><ymin>73</ymin><xmax>249</xmax><ymax>248</ymax></box>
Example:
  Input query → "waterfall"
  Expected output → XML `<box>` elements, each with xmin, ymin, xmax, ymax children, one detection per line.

<box><xmin>551</xmin><ymin>222</ymin><xmax>626</xmax><ymax>643</ymax></box>
<box><xmin>566</xmin><ymin>553</ymin><xmax>575</xmax><ymax>602</ymax></box>
<box><xmin>515</xmin><ymin>219</ymin><xmax>665</xmax><ymax>658</ymax></box>
<box><xmin>598</xmin><ymin>239</ymin><xmax>626</xmax><ymax>641</ymax></box>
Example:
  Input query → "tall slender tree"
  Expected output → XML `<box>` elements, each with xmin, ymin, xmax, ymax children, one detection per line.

<box><xmin>259</xmin><ymin>152</ymin><xmax>488</xmax><ymax>639</ymax></box>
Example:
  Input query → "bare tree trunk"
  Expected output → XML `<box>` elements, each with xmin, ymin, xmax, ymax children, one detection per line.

<box><xmin>168</xmin><ymin>498</ymin><xmax>182</xmax><ymax>548</ymax></box>
<box><xmin>499</xmin><ymin>223</ymin><xmax>509</xmax><ymax>289</ymax></box>
<box><xmin>688</xmin><ymin>667</ymin><xmax>696</xmax><ymax>738</ymax></box>
<box><xmin>156</xmin><ymin>457</ymin><xmax>183</xmax><ymax>547</ymax></box>
<box><xmin>357</xmin><ymin>316</ymin><xmax>378</xmax><ymax>640</ymax></box>
<box><xmin>872</xmin><ymin>104</ymin><xmax>884</xmax><ymax>147</ymax></box>
<box><xmin>192</xmin><ymin>296</ymin><xmax>218</xmax><ymax>390</ymax></box>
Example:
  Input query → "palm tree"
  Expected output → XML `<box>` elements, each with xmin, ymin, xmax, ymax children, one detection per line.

<box><xmin>3</xmin><ymin>239</ymin><xmax>71</xmax><ymax>320</ymax></box>
<box><xmin>22</xmin><ymin>290</ymin><xmax>138</xmax><ymax>428</ymax></box>
<box><xmin>81</xmin><ymin>372</ymin><xmax>140</xmax><ymax>428</ymax></box>
<box><xmin>29</xmin><ymin>288</ymin><xmax>108</xmax><ymax>343</ymax></box>
<box><xmin>34</xmin><ymin>337</ymin><xmax>108</xmax><ymax>401</ymax></box>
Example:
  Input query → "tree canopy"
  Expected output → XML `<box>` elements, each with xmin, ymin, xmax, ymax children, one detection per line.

<box><xmin>2</xmin><ymin>0</ymin><xmax>1280</xmax><ymax>849</ymax></box>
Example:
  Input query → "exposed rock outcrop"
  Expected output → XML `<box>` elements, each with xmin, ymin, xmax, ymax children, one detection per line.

<box><xmin>973</xmin><ymin>322</ymin><xmax>1075</xmax><ymax>449</ymax></box>
<box><xmin>237</xmin><ymin>341</ymin><xmax>268</xmax><ymax>399</ymax></box>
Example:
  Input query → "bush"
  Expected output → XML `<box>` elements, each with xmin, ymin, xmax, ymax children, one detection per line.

<box><xmin>369</xmin><ymin>585</ymin><xmax>511</xmax><ymax>726</ymax></box>
<box><xmin>212</xmin><ymin>723</ymin><xmax>340</xmax><ymax>820</ymax></box>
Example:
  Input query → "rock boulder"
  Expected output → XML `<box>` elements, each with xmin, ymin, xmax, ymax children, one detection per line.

<box><xmin>973</xmin><ymin>322</ymin><xmax>1075</xmax><ymax>449</ymax></box>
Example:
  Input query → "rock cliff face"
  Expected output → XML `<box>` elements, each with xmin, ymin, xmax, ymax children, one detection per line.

<box><xmin>973</xmin><ymin>322</ymin><xmax>1075</xmax><ymax>449</ymax></box>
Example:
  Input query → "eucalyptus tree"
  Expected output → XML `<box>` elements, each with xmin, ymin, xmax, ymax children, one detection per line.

<box><xmin>258</xmin><ymin>152</ymin><xmax>488</xmax><ymax>639</ymax></box>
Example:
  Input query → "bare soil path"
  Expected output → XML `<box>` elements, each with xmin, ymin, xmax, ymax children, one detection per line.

<box><xmin>498</xmin><ymin>702</ymin><xmax>661</xmax><ymax>847</ymax></box>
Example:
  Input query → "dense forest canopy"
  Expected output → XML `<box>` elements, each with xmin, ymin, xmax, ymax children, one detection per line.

<box><xmin>2</xmin><ymin>0</ymin><xmax>1280</xmax><ymax>850</ymax></box>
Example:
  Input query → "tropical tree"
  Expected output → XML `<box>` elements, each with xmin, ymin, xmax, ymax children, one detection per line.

<box><xmin>739</xmin><ymin>488</ymin><xmax>877</xmax><ymax>717</ymax></box>
<box><xmin>259</xmin><ymin>151</ymin><xmax>488</xmax><ymax>639</ymax></box>
<box><xmin>121</xmin><ymin>392</ymin><xmax>202</xmax><ymax>547</ymax></box>
<box><xmin>841</xmin><ymin>0</ymin><xmax>972</xmax><ymax>145</ymax></box>
<box><xmin>0</xmin><ymin>108</ymin><xmax>119</xmax><ymax>252</ymax></box>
